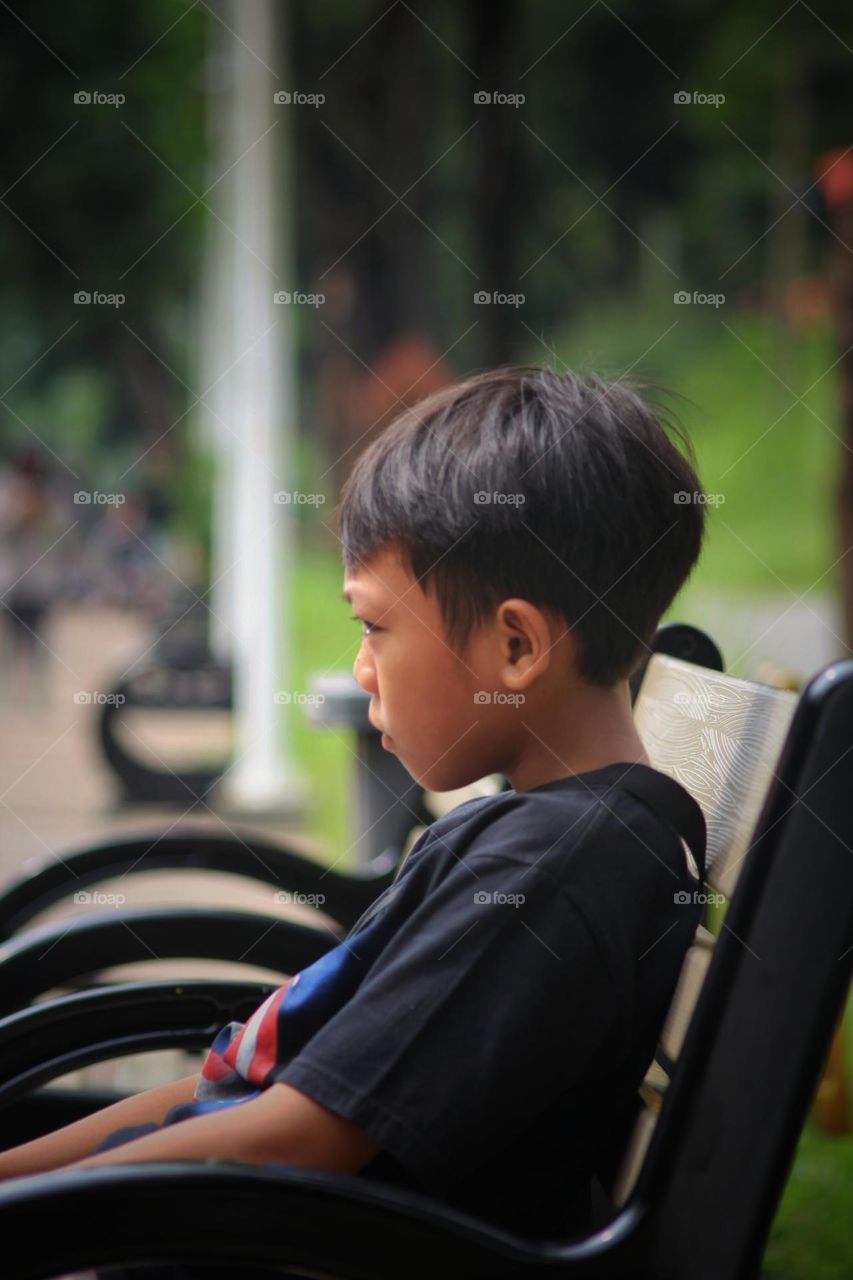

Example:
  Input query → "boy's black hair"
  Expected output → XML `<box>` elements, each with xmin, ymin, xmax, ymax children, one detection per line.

<box><xmin>337</xmin><ymin>365</ymin><xmax>706</xmax><ymax>685</ymax></box>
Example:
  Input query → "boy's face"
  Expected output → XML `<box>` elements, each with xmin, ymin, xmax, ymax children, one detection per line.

<box><xmin>344</xmin><ymin>544</ymin><xmax>526</xmax><ymax>792</ymax></box>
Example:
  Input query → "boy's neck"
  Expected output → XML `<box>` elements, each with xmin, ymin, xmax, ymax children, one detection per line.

<box><xmin>504</xmin><ymin>679</ymin><xmax>651</xmax><ymax>794</ymax></box>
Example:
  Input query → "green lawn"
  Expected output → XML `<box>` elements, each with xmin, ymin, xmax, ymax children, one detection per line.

<box><xmin>550</xmin><ymin>300</ymin><xmax>840</xmax><ymax>600</ymax></box>
<box><xmin>277</xmin><ymin>546</ymin><xmax>359</xmax><ymax>862</ymax></box>
<box><xmin>765</xmin><ymin>1066</ymin><xmax>853</xmax><ymax>1280</ymax></box>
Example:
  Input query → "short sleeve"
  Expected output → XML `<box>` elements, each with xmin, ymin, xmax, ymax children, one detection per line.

<box><xmin>272</xmin><ymin>847</ymin><xmax>627</xmax><ymax>1192</ymax></box>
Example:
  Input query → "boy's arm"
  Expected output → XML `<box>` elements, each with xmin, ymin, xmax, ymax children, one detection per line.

<box><xmin>0</xmin><ymin>1071</ymin><xmax>201</xmax><ymax>1181</ymax></box>
<box><xmin>61</xmin><ymin>1082</ymin><xmax>380</xmax><ymax>1175</ymax></box>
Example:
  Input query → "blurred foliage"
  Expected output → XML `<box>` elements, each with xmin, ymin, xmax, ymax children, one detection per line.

<box><xmin>0</xmin><ymin>0</ymin><xmax>207</xmax><ymax>532</ymax></box>
<box><xmin>1</xmin><ymin>0</ymin><xmax>851</xmax><ymax>541</ymax></box>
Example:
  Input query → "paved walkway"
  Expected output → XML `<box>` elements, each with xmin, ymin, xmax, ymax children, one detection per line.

<box><xmin>0</xmin><ymin>602</ymin><xmax>331</xmax><ymax>1095</ymax></box>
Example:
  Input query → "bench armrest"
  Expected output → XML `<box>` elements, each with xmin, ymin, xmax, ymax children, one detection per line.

<box><xmin>0</xmin><ymin>826</ymin><xmax>397</xmax><ymax>940</ymax></box>
<box><xmin>0</xmin><ymin>907</ymin><xmax>338</xmax><ymax>1017</ymax></box>
<box><xmin>0</xmin><ymin>979</ymin><xmax>278</xmax><ymax>1107</ymax></box>
<box><xmin>0</xmin><ymin>1161</ymin><xmax>625</xmax><ymax>1279</ymax></box>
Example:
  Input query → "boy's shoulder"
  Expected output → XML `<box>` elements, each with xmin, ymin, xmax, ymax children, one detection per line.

<box><xmin>405</xmin><ymin>763</ymin><xmax>702</xmax><ymax>900</ymax></box>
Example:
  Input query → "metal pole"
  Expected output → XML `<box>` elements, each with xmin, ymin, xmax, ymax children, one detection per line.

<box><xmin>218</xmin><ymin>0</ymin><xmax>303</xmax><ymax>814</ymax></box>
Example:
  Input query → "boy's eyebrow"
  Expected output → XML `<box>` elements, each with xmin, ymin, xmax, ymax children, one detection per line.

<box><xmin>343</xmin><ymin>585</ymin><xmax>389</xmax><ymax>612</ymax></box>
<box><xmin>342</xmin><ymin>587</ymin><xmax>373</xmax><ymax>606</ymax></box>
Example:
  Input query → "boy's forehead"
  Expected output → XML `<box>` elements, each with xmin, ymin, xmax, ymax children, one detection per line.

<box><xmin>342</xmin><ymin>548</ymin><xmax>416</xmax><ymax>606</ymax></box>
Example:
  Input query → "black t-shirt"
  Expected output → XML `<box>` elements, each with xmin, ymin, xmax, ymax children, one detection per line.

<box><xmin>94</xmin><ymin>760</ymin><xmax>706</xmax><ymax>1243</ymax></box>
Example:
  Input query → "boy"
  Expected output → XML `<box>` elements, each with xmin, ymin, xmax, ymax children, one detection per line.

<box><xmin>0</xmin><ymin>366</ymin><xmax>707</xmax><ymax>1258</ymax></box>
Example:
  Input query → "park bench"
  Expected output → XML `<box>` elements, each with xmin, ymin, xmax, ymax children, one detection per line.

<box><xmin>0</xmin><ymin>629</ymin><xmax>851</xmax><ymax>1277</ymax></box>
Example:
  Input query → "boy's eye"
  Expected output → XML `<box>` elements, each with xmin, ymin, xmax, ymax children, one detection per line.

<box><xmin>350</xmin><ymin>615</ymin><xmax>380</xmax><ymax>637</ymax></box>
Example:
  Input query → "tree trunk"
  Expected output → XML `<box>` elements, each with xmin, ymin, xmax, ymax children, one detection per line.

<box><xmin>470</xmin><ymin>0</ymin><xmax>518</xmax><ymax>365</ymax></box>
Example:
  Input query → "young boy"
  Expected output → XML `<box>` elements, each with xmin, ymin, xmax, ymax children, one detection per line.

<box><xmin>0</xmin><ymin>366</ymin><xmax>707</xmax><ymax>1255</ymax></box>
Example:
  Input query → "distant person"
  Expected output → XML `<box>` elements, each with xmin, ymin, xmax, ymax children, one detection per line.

<box><xmin>0</xmin><ymin>449</ymin><xmax>70</xmax><ymax>705</ymax></box>
<box><xmin>81</xmin><ymin>491</ymin><xmax>174</xmax><ymax>616</ymax></box>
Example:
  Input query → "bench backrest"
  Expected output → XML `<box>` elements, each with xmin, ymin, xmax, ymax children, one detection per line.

<box><xmin>611</xmin><ymin>653</ymin><xmax>799</xmax><ymax>1205</ymax></box>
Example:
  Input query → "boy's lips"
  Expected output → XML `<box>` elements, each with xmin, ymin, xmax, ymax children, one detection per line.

<box><xmin>368</xmin><ymin>705</ymin><xmax>394</xmax><ymax>747</ymax></box>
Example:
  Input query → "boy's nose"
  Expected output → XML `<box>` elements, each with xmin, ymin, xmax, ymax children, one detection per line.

<box><xmin>352</xmin><ymin>647</ymin><xmax>377</xmax><ymax>694</ymax></box>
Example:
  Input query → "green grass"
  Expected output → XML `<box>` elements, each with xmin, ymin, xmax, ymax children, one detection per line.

<box><xmin>762</xmin><ymin>988</ymin><xmax>853</xmax><ymax>1280</ymax></box>
<box><xmin>547</xmin><ymin>299</ymin><xmax>840</xmax><ymax>599</ymax></box>
<box><xmin>277</xmin><ymin>546</ymin><xmax>359</xmax><ymax>863</ymax></box>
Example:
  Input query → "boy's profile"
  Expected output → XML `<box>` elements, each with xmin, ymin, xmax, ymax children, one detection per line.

<box><xmin>0</xmin><ymin>366</ymin><xmax>708</xmax><ymax>1252</ymax></box>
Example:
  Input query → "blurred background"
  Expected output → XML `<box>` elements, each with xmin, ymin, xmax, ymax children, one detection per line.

<box><xmin>0</xmin><ymin>3</ymin><xmax>852</xmax><ymax>1274</ymax></box>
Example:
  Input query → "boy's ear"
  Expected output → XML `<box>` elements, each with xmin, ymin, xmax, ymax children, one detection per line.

<box><xmin>496</xmin><ymin>599</ymin><xmax>570</xmax><ymax>689</ymax></box>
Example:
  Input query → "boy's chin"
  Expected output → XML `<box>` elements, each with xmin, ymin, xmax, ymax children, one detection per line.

<box><xmin>416</xmin><ymin>763</ymin><xmax>489</xmax><ymax>794</ymax></box>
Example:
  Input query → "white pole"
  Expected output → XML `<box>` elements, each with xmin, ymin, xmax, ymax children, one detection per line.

<box><xmin>218</xmin><ymin>0</ymin><xmax>303</xmax><ymax>814</ymax></box>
